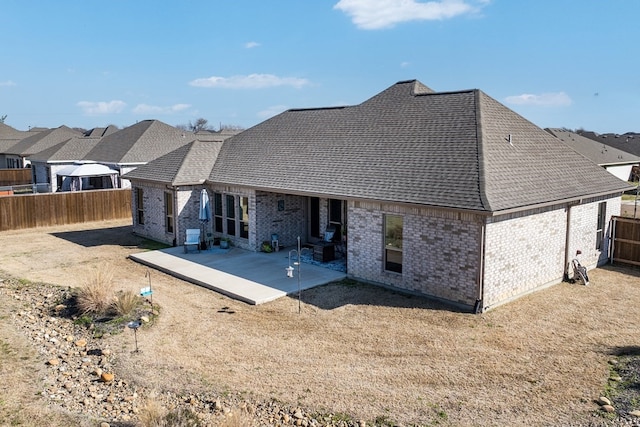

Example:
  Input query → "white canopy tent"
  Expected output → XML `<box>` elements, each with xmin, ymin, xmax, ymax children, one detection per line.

<box><xmin>58</xmin><ymin>163</ymin><xmax>119</xmax><ymax>191</ymax></box>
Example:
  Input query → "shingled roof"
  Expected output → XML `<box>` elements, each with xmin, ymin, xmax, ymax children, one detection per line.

<box><xmin>208</xmin><ymin>80</ymin><xmax>630</xmax><ymax>214</ymax></box>
<box><xmin>546</xmin><ymin>128</ymin><xmax>640</xmax><ymax>166</ymax></box>
<box><xmin>83</xmin><ymin>120</ymin><xmax>194</xmax><ymax>164</ymax></box>
<box><xmin>123</xmin><ymin>139</ymin><xmax>223</xmax><ymax>186</ymax></box>
<box><xmin>28</xmin><ymin>137</ymin><xmax>102</xmax><ymax>163</ymax></box>
<box><xmin>4</xmin><ymin>126</ymin><xmax>81</xmax><ymax>156</ymax></box>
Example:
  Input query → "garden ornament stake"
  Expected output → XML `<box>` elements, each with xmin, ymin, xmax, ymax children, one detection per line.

<box><xmin>286</xmin><ymin>236</ymin><xmax>309</xmax><ymax>314</ymax></box>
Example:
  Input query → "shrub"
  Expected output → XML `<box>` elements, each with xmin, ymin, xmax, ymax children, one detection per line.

<box><xmin>76</xmin><ymin>267</ymin><xmax>115</xmax><ymax>316</ymax></box>
<box><xmin>112</xmin><ymin>289</ymin><xmax>140</xmax><ymax>316</ymax></box>
<box><xmin>138</xmin><ymin>397</ymin><xmax>202</xmax><ymax>427</ymax></box>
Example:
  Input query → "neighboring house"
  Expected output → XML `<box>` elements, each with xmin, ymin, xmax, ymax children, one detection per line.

<box><xmin>81</xmin><ymin>120</ymin><xmax>199</xmax><ymax>188</ymax></box>
<box><xmin>0</xmin><ymin>123</ymin><xmax>45</xmax><ymax>168</ymax></box>
<box><xmin>546</xmin><ymin>128</ymin><xmax>640</xmax><ymax>182</ymax></box>
<box><xmin>578</xmin><ymin>131</ymin><xmax>640</xmax><ymax>156</ymax></box>
<box><xmin>127</xmin><ymin>80</ymin><xmax>631</xmax><ymax>312</ymax></box>
<box><xmin>2</xmin><ymin>125</ymin><xmax>82</xmax><ymax>170</ymax></box>
<box><xmin>123</xmin><ymin>139</ymin><xmax>224</xmax><ymax>246</ymax></box>
<box><xmin>28</xmin><ymin>136</ymin><xmax>103</xmax><ymax>192</ymax></box>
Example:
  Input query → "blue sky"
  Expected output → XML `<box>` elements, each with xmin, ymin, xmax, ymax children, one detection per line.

<box><xmin>1</xmin><ymin>1</ymin><xmax>638</xmax><ymax>134</ymax></box>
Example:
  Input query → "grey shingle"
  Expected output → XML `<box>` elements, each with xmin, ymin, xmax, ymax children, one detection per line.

<box><xmin>83</xmin><ymin>120</ymin><xmax>194</xmax><ymax>164</ymax></box>
<box><xmin>28</xmin><ymin>137</ymin><xmax>102</xmax><ymax>162</ymax></box>
<box><xmin>546</xmin><ymin>128</ymin><xmax>640</xmax><ymax>166</ymax></box>
<box><xmin>123</xmin><ymin>139</ymin><xmax>223</xmax><ymax>186</ymax></box>
<box><xmin>4</xmin><ymin>126</ymin><xmax>81</xmax><ymax>156</ymax></box>
<box><xmin>208</xmin><ymin>80</ymin><xmax>630</xmax><ymax>213</ymax></box>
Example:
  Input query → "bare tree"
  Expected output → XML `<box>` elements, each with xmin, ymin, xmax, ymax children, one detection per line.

<box><xmin>177</xmin><ymin>118</ymin><xmax>213</xmax><ymax>132</ymax></box>
<box><xmin>0</xmin><ymin>115</ymin><xmax>6</xmax><ymax>124</ymax></box>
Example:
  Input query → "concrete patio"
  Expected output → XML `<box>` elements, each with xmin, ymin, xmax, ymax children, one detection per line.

<box><xmin>129</xmin><ymin>245</ymin><xmax>347</xmax><ymax>304</ymax></box>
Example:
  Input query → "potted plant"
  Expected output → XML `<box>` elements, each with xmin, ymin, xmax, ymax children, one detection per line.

<box><xmin>261</xmin><ymin>241</ymin><xmax>273</xmax><ymax>253</ymax></box>
<box><xmin>220</xmin><ymin>238</ymin><xmax>231</xmax><ymax>249</ymax></box>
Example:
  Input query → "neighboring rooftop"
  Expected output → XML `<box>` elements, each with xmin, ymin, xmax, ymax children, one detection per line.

<box><xmin>83</xmin><ymin>120</ymin><xmax>195</xmax><ymax>164</ymax></box>
<box><xmin>546</xmin><ymin>128</ymin><xmax>640</xmax><ymax>166</ymax></box>
<box><xmin>4</xmin><ymin>126</ymin><xmax>82</xmax><ymax>157</ymax></box>
<box><xmin>578</xmin><ymin>130</ymin><xmax>640</xmax><ymax>157</ymax></box>
<box><xmin>28</xmin><ymin>137</ymin><xmax>103</xmax><ymax>163</ymax></box>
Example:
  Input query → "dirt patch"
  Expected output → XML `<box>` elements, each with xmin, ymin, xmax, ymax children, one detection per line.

<box><xmin>1</xmin><ymin>219</ymin><xmax>640</xmax><ymax>426</ymax></box>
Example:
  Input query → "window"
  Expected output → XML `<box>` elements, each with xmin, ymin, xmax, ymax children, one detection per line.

<box><xmin>226</xmin><ymin>194</ymin><xmax>236</xmax><ymax>236</ymax></box>
<box><xmin>136</xmin><ymin>188</ymin><xmax>144</xmax><ymax>225</ymax></box>
<box><xmin>239</xmin><ymin>196</ymin><xmax>249</xmax><ymax>239</ymax></box>
<box><xmin>384</xmin><ymin>215</ymin><xmax>403</xmax><ymax>273</ymax></box>
<box><xmin>164</xmin><ymin>192</ymin><xmax>174</xmax><ymax>233</ymax></box>
<box><xmin>214</xmin><ymin>193</ymin><xmax>223</xmax><ymax>233</ymax></box>
<box><xmin>329</xmin><ymin>199</ymin><xmax>344</xmax><ymax>240</ymax></box>
<box><xmin>596</xmin><ymin>201</ymin><xmax>606</xmax><ymax>250</ymax></box>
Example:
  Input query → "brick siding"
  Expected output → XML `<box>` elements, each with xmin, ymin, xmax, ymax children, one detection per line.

<box><xmin>348</xmin><ymin>201</ymin><xmax>483</xmax><ymax>308</ymax></box>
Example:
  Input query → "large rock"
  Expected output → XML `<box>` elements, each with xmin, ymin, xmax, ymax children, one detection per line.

<box><xmin>100</xmin><ymin>372</ymin><xmax>115</xmax><ymax>383</ymax></box>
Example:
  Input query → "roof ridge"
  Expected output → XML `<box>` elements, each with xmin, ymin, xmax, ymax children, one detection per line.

<box><xmin>474</xmin><ymin>90</ymin><xmax>491</xmax><ymax>212</ymax></box>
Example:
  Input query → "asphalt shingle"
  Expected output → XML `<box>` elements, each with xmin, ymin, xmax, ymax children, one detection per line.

<box><xmin>208</xmin><ymin>80</ymin><xmax>630</xmax><ymax>213</ymax></box>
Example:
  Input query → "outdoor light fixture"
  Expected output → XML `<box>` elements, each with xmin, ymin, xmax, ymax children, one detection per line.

<box><xmin>286</xmin><ymin>265</ymin><xmax>294</xmax><ymax>278</ymax></box>
<box><xmin>126</xmin><ymin>320</ymin><xmax>142</xmax><ymax>353</ymax></box>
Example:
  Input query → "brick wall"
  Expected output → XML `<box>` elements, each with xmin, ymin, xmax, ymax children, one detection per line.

<box><xmin>130</xmin><ymin>182</ymin><xmax>176</xmax><ymax>246</ymax></box>
<box><xmin>255</xmin><ymin>191</ymin><xmax>307</xmax><ymax>249</ymax></box>
<box><xmin>483</xmin><ymin>205</ymin><xmax>566</xmax><ymax>309</ymax></box>
<box><xmin>482</xmin><ymin>195</ymin><xmax>621</xmax><ymax>310</ymax></box>
<box><xmin>348</xmin><ymin>201</ymin><xmax>483</xmax><ymax>308</ymax></box>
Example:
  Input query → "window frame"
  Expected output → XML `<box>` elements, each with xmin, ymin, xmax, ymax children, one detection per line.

<box><xmin>136</xmin><ymin>188</ymin><xmax>144</xmax><ymax>225</ymax></box>
<box><xmin>164</xmin><ymin>191</ymin><xmax>174</xmax><ymax>234</ymax></box>
<box><xmin>239</xmin><ymin>196</ymin><xmax>249</xmax><ymax>239</ymax></box>
<box><xmin>596</xmin><ymin>201</ymin><xmax>607</xmax><ymax>250</ymax></box>
<box><xmin>213</xmin><ymin>193</ymin><xmax>223</xmax><ymax>233</ymax></box>
<box><xmin>384</xmin><ymin>214</ymin><xmax>403</xmax><ymax>274</ymax></box>
<box><xmin>226</xmin><ymin>194</ymin><xmax>236</xmax><ymax>236</ymax></box>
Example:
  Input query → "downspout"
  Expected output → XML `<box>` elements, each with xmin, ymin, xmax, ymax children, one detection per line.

<box><xmin>609</xmin><ymin>216</ymin><xmax>616</xmax><ymax>265</ymax></box>
<box><xmin>474</xmin><ymin>220</ymin><xmax>486</xmax><ymax>314</ymax></box>
<box><xmin>172</xmin><ymin>186</ymin><xmax>178</xmax><ymax>247</ymax></box>
<box><xmin>563</xmin><ymin>203</ymin><xmax>573</xmax><ymax>281</ymax></box>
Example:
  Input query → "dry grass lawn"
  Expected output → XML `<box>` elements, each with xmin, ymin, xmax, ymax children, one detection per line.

<box><xmin>1</xmin><ymin>219</ymin><xmax>639</xmax><ymax>426</ymax></box>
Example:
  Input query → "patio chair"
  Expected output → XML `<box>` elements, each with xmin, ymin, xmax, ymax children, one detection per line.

<box><xmin>184</xmin><ymin>229</ymin><xmax>201</xmax><ymax>253</ymax></box>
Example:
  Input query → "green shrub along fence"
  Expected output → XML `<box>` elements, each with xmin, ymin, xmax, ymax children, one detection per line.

<box><xmin>0</xmin><ymin>189</ymin><xmax>132</xmax><ymax>231</ymax></box>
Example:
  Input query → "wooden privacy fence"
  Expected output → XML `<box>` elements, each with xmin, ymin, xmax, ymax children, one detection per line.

<box><xmin>610</xmin><ymin>216</ymin><xmax>640</xmax><ymax>267</ymax></box>
<box><xmin>0</xmin><ymin>168</ymin><xmax>31</xmax><ymax>186</ymax></box>
<box><xmin>0</xmin><ymin>189</ymin><xmax>132</xmax><ymax>231</ymax></box>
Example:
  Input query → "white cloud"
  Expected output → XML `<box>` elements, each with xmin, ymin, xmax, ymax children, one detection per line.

<box><xmin>189</xmin><ymin>73</ymin><xmax>309</xmax><ymax>89</ymax></box>
<box><xmin>0</xmin><ymin>80</ymin><xmax>16</xmax><ymax>87</ymax></box>
<box><xmin>245</xmin><ymin>41</ymin><xmax>260</xmax><ymax>49</ymax></box>
<box><xmin>334</xmin><ymin>0</ymin><xmax>487</xmax><ymax>30</ymax></box>
<box><xmin>132</xmin><ymin>103</ymin><xmax>191</xmax><ymax>115</ymax></box>
<box><xmin>258</xmin><ymin>105</ymin><xmax>289</xmax><ymax>119</ymax></box>
<box><xmin>77</xmin><ymin>100</ymin><xmax>126</xmax><ymax>115</ymax></box>
<box><xmin>504</xmin><ymin>92</ymin><xmax>572</xmax><ymax>107</ymax></box>
<box><xmin>400</xmin><ymin>61</ymin><xmax>411</xmax><ymax>68</ymax></box>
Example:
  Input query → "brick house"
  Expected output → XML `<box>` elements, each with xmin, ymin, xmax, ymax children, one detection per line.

<box><xmin>123</xmin><ymin>139</ymin><xmax>224</xmax><ymax>246</ymax></box>
<box><xmin>126</xmin><ymin>80</ymin><xmax>631</xmax><ymax>312</ymax></box>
